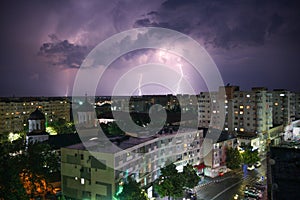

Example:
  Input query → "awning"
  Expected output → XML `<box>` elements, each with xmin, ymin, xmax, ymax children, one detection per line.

<box><xmin>194</xmin><ymin>163</ymin><xmax>205</xmax><ymax>170</ymax></box>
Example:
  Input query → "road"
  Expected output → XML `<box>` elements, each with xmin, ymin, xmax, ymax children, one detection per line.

<box><xmin>196</xmin><ymin>159</ymin><xmax>267</xmax><ymax>200</ymax></box>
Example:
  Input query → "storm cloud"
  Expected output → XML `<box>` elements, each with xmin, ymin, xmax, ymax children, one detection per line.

<box><xmin>134</xmin><ymin>0</ymin><xmax>299</xmax><ymax>49</ymax></box>
<box><xmin>38</xmin><ymin>34</ymin><xmax>91</xmax><ymax>69</ymax></box>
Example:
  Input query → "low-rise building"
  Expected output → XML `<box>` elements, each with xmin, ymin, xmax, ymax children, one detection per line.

<box><xmin>202</xmin><ymin>129</ymin><xmax>238</xmax><ymax>178</ymax></box>
<box><xmin>61</xmin><ymin>128</ymin><xmax>204</xmax><ymax>200</ymax></box>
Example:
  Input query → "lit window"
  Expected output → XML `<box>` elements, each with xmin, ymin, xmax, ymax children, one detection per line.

<box><xmin>274</xmin><ymin>102</ymin><xmax>278</xmax><ymax>106</ymax></box>
<box><xmin>246</xmin><ymin>106</ymin><xmax>250</xmax><ymax>109</ymax></box>
<box><xmin>225</xmin><ymin>100</ymin><xmax>228</xmax><ymax>103</ymax></box>
<box><xmin>239</xmin><ymin>105</ymin><xmax>244</xmax><ymax>109</ymax></box>
<box><xmin>240</xmin><ymin>128</ymin><xmax>244</xmax><ymax>132</ymax></box>
<box><xmin>246</xmin><ymin>94</ymin><xmax>250</xmax><ymax>98</ymax></box>
<box><xmin>234</xmin><ymin>111</ymin><xmax>238</xmax><ymax>115</ymax></box>
<box><xmin>81</xmin><ymin>178</ymin><xmax>85</xmax><ymax>184</ymax></box>
<box><xmin>280</xmin><ymin>94</ymin><xmax>285</xmax><ymax>97</ymax></box>
<box><xmin>234</xmin><ymin>128</ymin><xmax>238</xmax><ymax>131</ymax></box>
<box><xmin>225</xmin><ymin>127</ymin><xmax>228</xmax><ymax>131</ymax></box>
<box><xmin>239</xmin><ymin>111</ymin><xmax>244</xmax><ymax>115</ymax></box>
<box><xmin>75</xmin><ymin>176</ymin><xmax>78</xmax><ymax>180</ymax></box>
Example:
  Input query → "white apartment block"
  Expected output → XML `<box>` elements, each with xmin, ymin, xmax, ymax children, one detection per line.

<box><xmin>271</xmin><ymin>89</ymin><xmax>296</xmax><ymax>125</ymax></box>
<box><xmin>0</xmin><ymin>97</ymin><xmax>70</xmax><ymax>134</ymax></box>
<box><xmin>295</xmin><ymin>92</ymin><xmax>300</xmax><ymax>119</ymax></box>
<box><xmin>199</xmin><ymin>86</ymin><xmax>273</xmax><ymax>134</ymax></box>
<box><xmin>61</xmin><ymin>129</ymin><xmax>204</xmax><ymax>200</ymax></box>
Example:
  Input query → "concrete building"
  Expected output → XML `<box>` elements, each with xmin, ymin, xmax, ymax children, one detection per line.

<box><xmin>61</xmin><ymin>129</ymin><xmax>204</xmax><ymax>200</ymax></box>
<box><xmin>202</xmin><ymin>129</ymin><xmax>238</xmax><ymax>178</ymax></box>
<box><xmin>271</xmin><ymin>89</ymin><xmax>295</xmax><ymax>126</ymax></box>
<box><xmin>0</xmin><ymin>97</ymin><xmax>70</xmax><ymax>134</ymax></box>
<box><xmin>268</xmin><ymin>141</ymin><xmax>300</xmax><ymax>200</ymax></box>
<box><xmin>236</xmin><ymin>132</ymin><xmax>260</xmax><ymax>152</ymax></box>
<box><xmin>198</xmin><ymin>86</ymin><xmax>273</xmax><ymax>134</ymax></box>
<box><xmin>295</xmin><ymin>92</ymin><xmax>300</xmax><ymax>120</ymax></box>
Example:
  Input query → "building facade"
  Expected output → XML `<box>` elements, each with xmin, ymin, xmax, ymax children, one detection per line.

<box><xmin>202</xmin><ymin>129</ymin><xmax>238</xmax><ymax>178</ymax></box>
<box><xmin>61</xmin><ymin>129</ymin><xmax>204</xmax><ymax>200</ymax></box>
<box><xmin>198</xmin><ymin>86</ymin><xmax>273</xmax><ymax>134</ymax></box>
<box><xmin>271</xmin><ymin>89</ymin><xmax>296</xmax><ymax>126</ymax></box>
<box><xmin>0</xmin><ymin>97</ymin><xmax>70</xmax><ymax>134</ymax></box>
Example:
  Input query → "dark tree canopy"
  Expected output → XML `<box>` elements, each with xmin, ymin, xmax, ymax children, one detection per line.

<box><xmin>117</xmin><ymin>176</ymin><xmax>149</xmax><ymax>200</ymax></box>
<box><xmin>0</xmin><ymin>139</ymin><xmax>60</xmax><ymax>200</ymax></box>
<box><xmin>182</xmin><ymin>164</ymin><xmax>200</xmax><ymax>189</ymax></box>
<box><xmin>155</xmin><ymin>163</ymin><xmax>193</xmax><ymax>200</ymax></box>
<box><xmin>226</xmin><ymin>147</ymin><xmax>242</xmax><ymax>169</ymax></box>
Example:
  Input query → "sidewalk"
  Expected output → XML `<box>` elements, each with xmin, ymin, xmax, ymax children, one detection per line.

<box><xmin>194</xmin><ymin>169</ymin><xmax>240</xmax><ymax>191</ymax></box>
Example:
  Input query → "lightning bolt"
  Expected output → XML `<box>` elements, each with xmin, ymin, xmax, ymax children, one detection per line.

<box><xmin>65</xmin><ymin>85</ymin><xmax>69</xmax><ymax>97</ymax></box>
<box><xmin>138</xmin><ymin>74</ymin><xmax>143</xmax><ymax>96</ymax></box>
<box><xmin>176</xmin><ymin>63</ymin><xmax>184</xmax><ymax>94</ymax></box>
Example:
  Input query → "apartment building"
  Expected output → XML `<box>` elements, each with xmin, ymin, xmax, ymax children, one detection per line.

<box><xmin>198</xmin><ymin>86</ymin><xmax>273</xmax><ymax>134</ymax></box>
<box><xmin>295</xmin><ymin>92</ymin><xmax>300</xmax><ymax>120</ymax></box>
<box><xmin>202</xmin><ymin>128</ymin><xmax>238</xmax><ymax>178</ymax></box>
<box><xmin>0</xmin><ymin>97</ymin><xmax>70</xmax><ymax>134</ymax></box>
<box><xmin>61</xmin><ymin>128</ymin><xmax>204</xmax><ymax>200</ymax></box>
<box><xmin>271</xmin><ymin>89</ymin><xmax>296</xmax><ymax>125</ymax></box>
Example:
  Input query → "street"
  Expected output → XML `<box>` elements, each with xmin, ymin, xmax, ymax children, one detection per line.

<box><xmin>196</xmin><ymin>158</ymin><xmax>267</xmax><ymax>200</ymax></box>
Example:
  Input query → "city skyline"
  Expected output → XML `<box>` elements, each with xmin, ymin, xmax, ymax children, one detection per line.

<box><xmin>1</xmin><ymin>0</ymin><xmax>300</xmax><ymax>97</ymax></box>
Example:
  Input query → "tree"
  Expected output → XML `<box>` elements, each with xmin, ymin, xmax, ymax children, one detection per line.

<box><xmin>226</xmin><ymin>147</ymin><xmax>242</xmax><ymax>169</ymax></box>
<box><xmin>155</xmin><ymin>163</ymin><xmax>183</xmax><ymax>200</ymax></box>
<box><xmin>182</xmin><ymin>164</ymin><xmax>200</xmax><ymax>189</ymax></box>
<box><xmin>0</xmin><ymin>141</ymin><xmax>28</xmax><ymax>200</ymax></box>
<box><xmin>48</xmin><ymin>118</ymin><xmax>76</xmax><ymax>134</ymax></box>
<box><xmin>117</xmin><ymin>176</ymin><xmax>149</xmax><ymax>200</ymax></box>
<box><xmin>20</xmin><ymin>142</ymin><xmax>60</xmax><ymax>196</ymax></box>
<box><xmin>0</xmin><ymin>139</ymin><xmax>60</xmax><ymax>199</ymax></box>
<box><xmin>242</xmin><ymin>148</ymin><xmax>260</xmax><ymax>165</ymax></box>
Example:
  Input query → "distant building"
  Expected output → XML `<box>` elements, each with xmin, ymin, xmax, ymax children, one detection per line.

<box><xmin>198</xmin><ymin>86</ymin><xmax>273</xmax><ymax>134</ymax></box>
<box><xmin>75</xmin><ymin>96</ymin><xmax>96</xmax><ymax>128</ymax></box>
<box><xmin>61</xmin><ymin>128</ymin><xmax>204</xmax><ymax>199</ymax></box>
<box><xmin>271</xmin><ymin>89</ymin><xmax>295</xmax><ymax>126</ymax></box>
<box><xmin>0</xmin><ymin>97</ymin><xmax>70</xmax><ymax>134</ymax></box>
<box><xmin>295</xmin><ymin>92</ymin><xmax>300</xmax><ymax>119</ymax></box>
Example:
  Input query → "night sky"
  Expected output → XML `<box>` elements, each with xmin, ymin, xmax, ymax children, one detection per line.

<box><xmin>1</xmin><ymin>0</ymin><xmax>300</xmax><ymax>96</ymax></box>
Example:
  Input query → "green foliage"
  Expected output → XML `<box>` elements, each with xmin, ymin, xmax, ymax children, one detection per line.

<box><xmin>226</xmin><ymin>147</ymin><xmax>242</xmax><ymax>169</ymax></box>
<box><xmin>242</xmin><ymin>147</ymin><xmax>260</xmax><ymax>165</ymax></box>
<box><xmin>154</xmin><ymin>163</ymin><xmax>184</xmax><ymax>200</ymax></box>
<box><xmin>48</xmin><ymin>118</ymin><xmax>76</xmax><ymax>134</ymax></box>
<box><xmin>117</xmin><ymin>177</ymin><xmax>149</xmax><ymax>200</ymax></box>
<box><xmin>182</xmin><ymin>164</ymin><xmax>200</xmax><ymax>189</ymax></box>
<box><xmin>0</xmin><ymin>141</ymin><xmax>28</xmax><ymax>199</ymax></box>
<box><xmin>100</xmin><ymin>122</ymin><xmax>125</xmax><ymax>136</ymax></box>
<box><xmin>0</xmin><ymin>139</ymin><xmax>60</xmax><ymax>200</ymax></box>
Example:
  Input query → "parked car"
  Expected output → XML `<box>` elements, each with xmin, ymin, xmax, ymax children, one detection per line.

<box><xmin>233</xmin><ymin>194</ymin><xmax>239</xmax><ymax>199</ymax></box>
<box><xmin>255</xmin><ymin>161</ymin><xmax>261</xmax><ymax>168</ymax></box>
<box><xmin>247</xmin><ymin>164</ymin><xmax>255</xmax><ymax>171</ymax></box>
<box><xmin>244</xmin><ymin>190</ymin><xmax>262</xmax><ymax>199</ymax></box>
<box><xmin>254</xmin><ymin>182</ymin><xmax>266</xmax><ymax>191</ymax></box>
